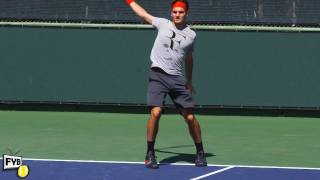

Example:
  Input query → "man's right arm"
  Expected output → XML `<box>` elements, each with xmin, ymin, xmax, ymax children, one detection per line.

<box><xmin>126</xmin><ymin>0</ymin><xmax>154</xmax><ymax>24</ymax></box>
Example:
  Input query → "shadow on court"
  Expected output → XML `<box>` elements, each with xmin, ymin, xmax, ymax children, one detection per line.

<box><xmin>155</xmin><ymin>145</ymin><xmax>215</xmax><ymax>165</ymax></box>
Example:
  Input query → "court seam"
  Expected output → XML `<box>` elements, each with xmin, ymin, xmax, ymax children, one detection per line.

<box><xmin>190</xmin><ymin>166</ymin><xmax>235</xmax><ymax>180</ymax></box>
<box><xmin>1</xmin><ymin>157</ymin><xmax>320</xmax><ymax>170</ymax></box>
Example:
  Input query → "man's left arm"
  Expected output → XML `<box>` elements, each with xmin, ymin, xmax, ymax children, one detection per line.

<box><xmin>185</xmin><ymin>50</ymin><xmax>194</xmax><ymax>93</ymax></box>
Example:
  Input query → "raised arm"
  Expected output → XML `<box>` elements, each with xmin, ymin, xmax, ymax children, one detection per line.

<box><xmin>126</xmin><ymin>0</ymin><xmax>154</xmax><ymax>24</ymax></box>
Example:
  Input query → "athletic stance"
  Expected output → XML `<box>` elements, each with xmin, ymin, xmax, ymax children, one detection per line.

<box><xmin>126</xmin><ymin>0</ymin><xmax>207</xmax><ymax>169</ymax></box>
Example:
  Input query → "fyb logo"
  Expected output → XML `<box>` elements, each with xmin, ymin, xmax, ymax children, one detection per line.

<box><xmin>3</xmin><ymin>154</ymin><xmax>30</xmax><ymax>178</ymax></box>
<box><xmin>4</xmin><ymin>155</ymin><xmax>22</xmax><ymax>170</ymax></box>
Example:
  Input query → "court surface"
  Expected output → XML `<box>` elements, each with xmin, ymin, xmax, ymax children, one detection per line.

<box><xmin>0</xmin><ymin>110</ymin><xmax>319</xmax><ymax>179</ymax></box>
<box><xmin>1</xmin><ymin>158</ymin><xmax>320</xmax><ymax>180</ymax></box>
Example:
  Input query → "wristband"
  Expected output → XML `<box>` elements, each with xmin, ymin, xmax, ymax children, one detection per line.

<box><xmin>126</xmin><ymin>0</ymin><xmax>134</xmax><ymax>5</ymax></box>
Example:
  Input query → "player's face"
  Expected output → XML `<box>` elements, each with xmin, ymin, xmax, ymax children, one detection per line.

<box><xmin>171</xmin><ymin>7</ymin><xmax>187</xmax><ymax>25</ymax></box>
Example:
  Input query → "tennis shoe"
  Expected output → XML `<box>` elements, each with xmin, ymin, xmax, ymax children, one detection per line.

<box><xmin>195</xmin><ymin>151</ymin><xmax>207</xmax><ymax>167</ymax></box>
<box><xmin>145</xmin><ymin>151</ymin><xmax>159</xmax><ymax>169</ymax></box>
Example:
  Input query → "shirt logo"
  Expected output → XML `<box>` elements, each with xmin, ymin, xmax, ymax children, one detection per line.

<box><xmin>165</xmin><ymin>30</ymin><xmax>186</xmax><ymax>52</ymax></box>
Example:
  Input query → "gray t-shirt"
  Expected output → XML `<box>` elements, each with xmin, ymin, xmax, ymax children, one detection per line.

<box><xmin>150</xmin><ymin>17</ymin><xmax>196</xmax><ymax>76</ymax></box>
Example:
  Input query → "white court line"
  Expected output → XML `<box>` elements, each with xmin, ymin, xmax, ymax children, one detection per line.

<box><xmin>190</xmin><ymin>166</ymin><xmax>235</xmax><ymax>180</ymax></box>
<box><xmin>1</xmin><ymin>157</ymin><xmax>320</xmax><ymax>170</ymax></box>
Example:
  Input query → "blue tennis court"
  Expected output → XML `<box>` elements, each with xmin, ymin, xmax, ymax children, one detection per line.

<box><xmin>1</xmin><ymin>159</ymin><xmax>320</xmax><ymax>180</ymax></box>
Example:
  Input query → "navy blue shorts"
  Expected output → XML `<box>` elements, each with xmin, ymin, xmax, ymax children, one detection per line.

<box><xmin>147</xmin><ymin>67</ymin><xmax>194</xmax><ymax>109</ymax></box>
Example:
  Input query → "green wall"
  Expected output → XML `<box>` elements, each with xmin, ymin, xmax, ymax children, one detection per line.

<box><xmin>1</xmin><ymin>26</ymin><xmax>319</xmax><ymax>108</ymax></box>
<box><xmin>195</xmin><ymin>30</ymin><xmax>320</xmax><ymax>107</ymax></box>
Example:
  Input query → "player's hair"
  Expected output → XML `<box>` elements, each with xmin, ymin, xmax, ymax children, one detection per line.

<box><xmin>171</xmin><ymin>0</ymin><xmax>189</xmax><ymax>11</ymax></box>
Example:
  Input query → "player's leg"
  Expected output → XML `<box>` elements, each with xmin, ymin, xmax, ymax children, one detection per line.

<box><xmin>145</xmin><ymin>68</ymin><xmax>168</xmax><ymax>169</ymax></box>
<box><xmin>181</xmin><ymin>108</ymin><xmax>207</xmax><ymax>167</ymax></box>
<box><xmin>168</xmin><ymin>74</ymin><xmax>207</xmax><ymax>167</ymax></box>
<box><xmin>145</xmin><ymin>106</ymin><xmax>162</xmax><ymax>169</ymax></box>
<box><xmin>181</xmin><ymin>108</ymin><xmax>202</xmax><ymax>143</ymax></box>
<box><xmin>146</xmin><ymin>106</ymin><xmax>162</xmax><ymax>152</ymax></box>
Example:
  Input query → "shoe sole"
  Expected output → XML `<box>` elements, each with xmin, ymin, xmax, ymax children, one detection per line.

<box><xmin>195</xmin><ymin>164</ymin><xmax>208</xmax><ymax>167</ymax></box>
<box><xmin>145</xmin><ymin>160</ymin><xmax>159</xmax><ymax>169</ymax></box>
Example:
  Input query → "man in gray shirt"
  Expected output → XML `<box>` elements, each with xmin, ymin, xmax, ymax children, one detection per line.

<box><xmin>126</xmin><ymin>0</ymin><xmax>207</xmax><ymax>169</ymax></box>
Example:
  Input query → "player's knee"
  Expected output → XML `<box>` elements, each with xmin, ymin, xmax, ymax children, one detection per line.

<box><xmin>150</xmin><ymin>107</ymin><xmax>162</xmax><ymax>119</ymax></box>
<box><xmin>184</xmin><ymin>114</ymin><xmax>195</xmax><ymax>124</ymax></box>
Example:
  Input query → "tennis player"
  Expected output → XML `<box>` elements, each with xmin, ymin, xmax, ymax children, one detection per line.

<box><xmin>125</xmin><ymin>0</ymin><xmax>207</xmax><ymax>169</ymax></box>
